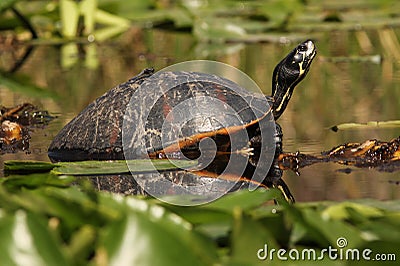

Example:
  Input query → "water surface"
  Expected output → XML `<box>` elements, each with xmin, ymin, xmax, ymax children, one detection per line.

<box><xmin>1</xmin><ymin>28</ymin><xmax>399</xmax><ymax>202</ymax></box>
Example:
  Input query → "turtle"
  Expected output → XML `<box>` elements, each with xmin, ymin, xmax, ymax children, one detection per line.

<box><xmin>48</xmin><ymin>40</ymin><xmax>316</xmax><ymax>162</ymax></box>
<box><xmin>48</xmin><ymin>40</ymin><xmax>316</xmax><ymax>202</ymax></box>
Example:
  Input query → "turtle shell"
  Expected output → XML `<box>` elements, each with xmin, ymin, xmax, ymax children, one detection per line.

<box><xmin>48</xmin><ymin>69</ymin><xmax>154</xmax><ymax>161</ymax></box>
<box><xmin>48</xmin><ymin>69</ymin><xmax>275</xmax><ymax>162</ymax></box>
<box><xmin>122</xmin><ymin>71</ymin><xmax>275</xmax><ymax>159</ymax></box>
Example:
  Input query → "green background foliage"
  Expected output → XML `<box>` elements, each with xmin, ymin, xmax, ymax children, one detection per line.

<box><xmin>0</xmin><ymin>172</ymin><xmax>399</xmax><ymax>265</ymax></box>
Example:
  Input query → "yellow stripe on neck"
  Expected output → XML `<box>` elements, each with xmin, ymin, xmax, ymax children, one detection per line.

<box><xmin>299</xmin><ymin>61</ymin><xmax>305</xmax><ymax>76</ymax></box>
<box><xmin>275</xmin><ymin>87</ymin><xmax>292</xmax><ymax>114</ymax></box>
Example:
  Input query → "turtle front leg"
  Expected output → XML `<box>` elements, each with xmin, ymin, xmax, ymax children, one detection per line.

<box><xmin>274</xmin><ymin>123</ymin><xmax>283</xmax><ymax>156</ymax></box>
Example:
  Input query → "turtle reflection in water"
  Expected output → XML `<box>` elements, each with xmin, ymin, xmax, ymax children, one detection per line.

<box><xmin>48</xmin><ymin>40</ymin><xmax>317</xmax><ymax>203</ymax></box>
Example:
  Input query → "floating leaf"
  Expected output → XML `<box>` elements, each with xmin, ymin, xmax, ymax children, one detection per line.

<box><xmin>53</xmin><ymin>159</ymin><xmax>198</xmax><ymax>175</ymax></box>
<box><xmin>4</xmin><ymin>160</ymin><xmax>55</xmax><ymax>174</ymax></box>
<box><xmin>4</xmin><ymin>159</ymin><xmax>198</xmax><ymax>176</ymax></box>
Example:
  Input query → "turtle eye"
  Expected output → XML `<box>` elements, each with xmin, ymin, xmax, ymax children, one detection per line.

<box><xmin>298</xmin><ymin>44</ymin><xmax>308</xmax><ymax>52</ymax></box>
<box><xmin>293</xmin><ymin>53</ymin><xmax>303</xmax><ymax>63</ymax></box>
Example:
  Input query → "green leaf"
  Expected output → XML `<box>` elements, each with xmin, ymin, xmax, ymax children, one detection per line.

<box><xmin>194</xmin><ymin>42</ymin><xmax>245</xmax><ymax>57</ymax></box>
<box><xmin>94</xmin><ymin>8</ymin><xmax>130</xmax><ymax>27</ymax></box>
<box><xmin>4</xmin><ymin>159</ymin><xmax>198</xmax><ymax>176</ymax></box>
<box><xmin>1</xmin><ymin>173</ymin><xmax>74</xmax><ymax>190</ymax></box>
<box><xmin>0</xmin><ymin>210</ymin><xmax>68</xmax><ymax>266</ymax></box>
<box><xmin>4</xmin><ymin>160</ymin><xmax>55</xmax><ymax>174</ymax></box>
<box><xmin>358</xmin><ymin>220</ymin><xmax>400</xmax><ymax>244</ymax></box>
<box><xmin>229</xmin><ymin>208</ymin><xmax>279</xmax><ymax>265</ymax></box>
<box><xmin>162</xmin><ymin>205</ymin><xmax>231</xmax><ymax>225</ymax></box>
<box><xmin>354</xmin><ymin>241</ymin><xmax>400</xmax><ymax>265</ymax></box>
<box><xmin>92</xmin><ymin>25</ymin><xmax>130</xmax><ymax>42</ymax></box>
<box><xmin>52</xmin><ymin>161</ymin><xmax>129</xmax><ymax>175</ymax></box>
<box><xmin>160</xmin><ymin>205</ymin><xmax>233</xmax><ymax>240</ymax></box>
<box><xmin>165</xmin><ymin>8</ymin><xmax>193</xmax><ymax>28</ymax></box>
<box><xmin>99</xmin><ymin>0</ymin><xmax>154</xmax><ymax>18</ymax></box>
<box><xmin>201</xmin><ymin>189</ymin><xmax>283</xmax><ymax>212</ymax></box>
<box><xmin>28</xmin><ymin>186</ymin><xmax>117</xmax><ymax>228</ymax></box>
<box><xmin>60</xmin><ymin>0</ymin><xmax>80</xmax><ymax>38</ymax></box>
<box><xmin>99</xmin><ymin>197</ymin><xmax>218</xmax><ymax>266</ymax></box>
<box><xmin>350</xmin><ymin>199</ymin><xmax>400</xmax><ymax>212</ymax></box>
<box><xmin>322</xmin><ymin>202</ymin><xmax>384</xmax><ymax>221</ymax></box>
<box><xmin>259</xmin><ymin>0</ymin><xmax>304</xmax><ymax>28</ymax></box>
<box><xmin>301</xmin><ymin>208</ymin><xmax>364</xmax><ymax>248</ymax></box>
<box><xmin>193</xmin><ymin>17</ymin><xmax>246</xmax><ymax>41</ymax></box>
<box><xmin>285</xmin><ymin>205</ymin><xmax>330</xmax><ymax>247</ymax></box>
<box><xmin>79</xmin><ymin>0</ymin><xmax>97</xmax><ymax>34</ymax></box>
<box><xmin>254</xmin><ymin>206</ymin><xmax>291</xmax><ymax>246</ymax></box>
<box><xmin>53</xmin><ymin>159</ymin><xmax>197</xmax><ymax>175</ymax></box>
<box><xmin>0</xmin><ymin>0</ymin><xmax>18</xmax><ymax>12</ymax></box>
<box><xmin>66</xmin><ymin>225</ymin><xmax>97</xmax><ymax>261</ymax></box>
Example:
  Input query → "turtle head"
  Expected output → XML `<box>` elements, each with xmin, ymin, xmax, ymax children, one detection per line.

<box><xmin>271</xmin><ymin>40</ymin><xmax>316</xmax><ymax>120</ymax></box>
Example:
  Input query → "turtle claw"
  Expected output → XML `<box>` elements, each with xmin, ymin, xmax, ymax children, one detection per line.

<box><xmin>235</xmin><ymin>147</ymin><xmax>254</xmax><ymax>156</ymax></box>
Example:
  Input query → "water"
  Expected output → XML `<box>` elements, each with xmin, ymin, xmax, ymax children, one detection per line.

<box><xmin>1</xmin><ymin>28</ymin><xmax>399</xmax><ymax>202</ymax></box>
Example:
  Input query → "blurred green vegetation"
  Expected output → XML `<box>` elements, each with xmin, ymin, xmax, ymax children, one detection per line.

<box><xmin>0</xmin><ymin>172</ymin><xmax>399</xmax><ymax>265</ymax></box>
<box><xmin>1</xmin><ymin>0</ymin><xmax>400</xmax><ymax>42</ymax></box>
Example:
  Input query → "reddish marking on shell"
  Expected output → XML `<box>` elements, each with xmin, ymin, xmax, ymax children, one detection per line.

<box><xmin>109</xmin><ymin>119</ymin><xmax>120</xmax><ymax>146</ymax></box>
<box><xmin>214</xmin><ymin>85</ymin><xmax>227</xmax><ymax>103</ymax></box>
<box><xmin>162</xmin><ymin>94</ymin><xmax>174</xmax><ymax>122</ymax></box>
